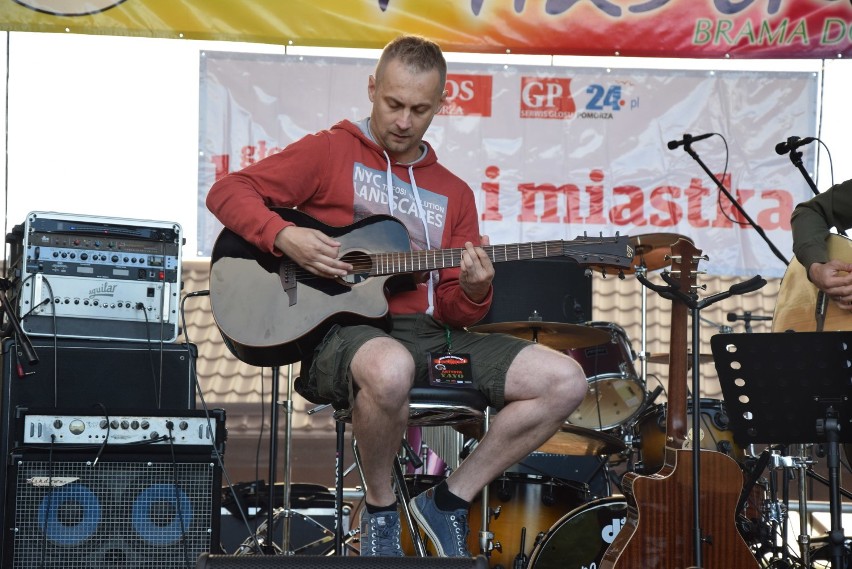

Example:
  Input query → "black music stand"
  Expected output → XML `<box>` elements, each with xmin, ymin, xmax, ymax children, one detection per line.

<box><xmin>711</xmin><ymin>332</ymin><xmax>851</xmax><ymax>569</ymax></box>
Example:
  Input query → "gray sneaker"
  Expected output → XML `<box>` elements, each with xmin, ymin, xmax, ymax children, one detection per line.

<box><xmin>410</xmin><ymin>488</ymin><xmax>471</xmax><ymax>557</ymax></box>
<box><xmin>359</xmin><ymin>510</ymin><xmax>404</xmax><ymax>557</ymax></box>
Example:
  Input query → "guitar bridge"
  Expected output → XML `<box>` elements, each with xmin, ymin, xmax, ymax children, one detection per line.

<box><xmin>279</xmin><ymin>261</ymin><xmax>297</xmax><ymax>306</ymax></box>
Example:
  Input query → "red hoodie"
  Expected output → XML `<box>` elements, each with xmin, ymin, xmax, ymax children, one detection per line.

<box><xmin>206</xmin><ymin>119</ymin><xmax>492</xmax><ymax>328</ymax></box>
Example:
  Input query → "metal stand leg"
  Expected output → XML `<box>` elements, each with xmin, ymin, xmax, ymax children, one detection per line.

<box><xmin>478</xmin><ymin>408</ymin><xmax>495</xmax><ymax>558</ymax></box>
<box><xmin>334</xmin><ymin>419</ymin><xmax>346</xmax><ymax>556</ymax></box>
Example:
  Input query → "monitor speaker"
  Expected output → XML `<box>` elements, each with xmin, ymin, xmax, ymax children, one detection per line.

<box><xmin>4</xmin><ymin>451</ymin><xmax>222</xmax><ymax>568</ymax></box>
<box><xmin>481</xmin><ymin>258</ymin><xmax>592</xmax><ymax>325</ymax></box>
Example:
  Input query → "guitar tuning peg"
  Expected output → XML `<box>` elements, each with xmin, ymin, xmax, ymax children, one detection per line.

<box><xmin>599</xmin><ymin>267</ymin><xmax>607</xmax><ymax>278</ymax></box>
<box><xmin>618</xmin><ymin>270</ymin><xmax>625</xmax><ymax>280</ymax></box>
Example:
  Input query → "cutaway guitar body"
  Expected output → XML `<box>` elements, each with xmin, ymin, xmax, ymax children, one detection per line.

<box><xmin>601</xmin><ymin>238</ymin><xmax>757</xmax><ymax>569</ymax></box>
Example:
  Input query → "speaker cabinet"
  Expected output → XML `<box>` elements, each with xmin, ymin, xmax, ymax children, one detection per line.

<box><xmin>5</xmin><ymin>451</ymin><xmax>222</xmax><ymax>568</ymax></box>
<box><xmin>197</xmin><ymin>554</ymin><xmax>489</xmax><ymax>568</ymax></box>
<box><xmin>481</xmin><ymin>258</ymin><xmax>592</xmax><ymax>325</ymax></box>
<box><xmin>0</xmin><ymin>337</ymin><xmax>199</xmax><ymax>563</ymax></box>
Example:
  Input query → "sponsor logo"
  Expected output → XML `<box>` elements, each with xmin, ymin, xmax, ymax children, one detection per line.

<box><xmin>439</xmin><ymin>74</ymin><xmax>493</xmax><ymax>116</ymax></box>
<box><xmin>520</xmin><ymin>77</ymin><xmax>575</xmax><ymax>119</ymax></box>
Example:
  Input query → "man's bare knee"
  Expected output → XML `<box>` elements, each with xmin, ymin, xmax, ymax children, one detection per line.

<box><xmin>352</xmin><ymin>337</ymin><xmax>414</xmax><ymax>407</ymax></box>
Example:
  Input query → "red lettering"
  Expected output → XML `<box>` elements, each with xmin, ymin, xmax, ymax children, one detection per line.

<box><xmin>685</xmin><ymin>178</ymin><xmax>711</xmax><ymax>228</ymax></box>
<box><xmin>211</xmin><ymin>154</ymin><xmax>230</xmax><ymax>181</ymax></box>
<box><xmin>481</xmin><ymin>166</ymin><xmax>503</xmax><ymax>221</ymax></box>
<box><xmin>516</xmin><ymin>183</ymin><xmax>560</xmax><ymax>222</ymax></box>
<box><xmin>610</xmin><ymin>185</ymin><xmax>646</xmax><ymax>225</ymax></box>
<box><xmin>757</xmin><ymin>189</ymin><xmax>793</xmax><ymax>230</ymax></box>
<box><xmin>649</xmin><ymin>185</ymin><xmax>682</xmax><ymax>226</ymax></box>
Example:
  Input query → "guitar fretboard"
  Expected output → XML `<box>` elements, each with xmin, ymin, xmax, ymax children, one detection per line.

<box><xmin>369</xmin><ymin>239</ymin><xmax>616</xmax><ymax>275</ymax></box>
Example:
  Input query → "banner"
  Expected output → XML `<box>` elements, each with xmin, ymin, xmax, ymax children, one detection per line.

<box><xmin>3</xmin><ymin>0</ymin><xmax>852</xmax><ymax>58</ymax></box>
<box><xmin>197</xmin><ymin>51</ymin><xmax>817</xmax><ymax>278</ymax></box>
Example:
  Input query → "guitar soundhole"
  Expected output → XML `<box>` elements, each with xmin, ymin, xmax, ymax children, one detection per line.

<box><xmin>340</xmin><ymin>251</ymin><xmax>372</xmax><ymax>285</ymax></box>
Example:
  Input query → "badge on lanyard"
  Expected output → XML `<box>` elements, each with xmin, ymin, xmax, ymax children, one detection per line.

<box><xmin>427</xmin><ymin>352</ymin><xmax>474</xmax><ymax>386</ymax></box>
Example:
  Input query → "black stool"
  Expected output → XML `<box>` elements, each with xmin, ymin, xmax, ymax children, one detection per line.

<box><xmin>333</xmin><ymin>385</ymin><xmax>489</xmax><ymax>556</ymax></box>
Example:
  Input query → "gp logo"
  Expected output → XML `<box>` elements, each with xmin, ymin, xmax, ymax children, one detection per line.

<box><xmin>520</xmin><ymin>77</ymin><xmax>575</xmax><ymax>119</ymax></box>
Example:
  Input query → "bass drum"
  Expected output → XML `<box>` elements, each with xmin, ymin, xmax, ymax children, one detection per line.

<box><xmin>527</xmin><ymin>496</ymin><xmax>628</xmax><ymax>569</ymax></box>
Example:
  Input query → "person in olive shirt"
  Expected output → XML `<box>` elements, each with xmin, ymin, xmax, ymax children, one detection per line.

<box><xmin>791</xmin><ymin>178</ymin><xmax>852</xmax><ymax>310</ymax></box>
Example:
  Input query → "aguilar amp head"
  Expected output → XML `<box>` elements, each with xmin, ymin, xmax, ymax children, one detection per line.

<box><xmin>2</xmin><ymin>409</ymin><xmax>225</xmax><ymax>568</ymax></box>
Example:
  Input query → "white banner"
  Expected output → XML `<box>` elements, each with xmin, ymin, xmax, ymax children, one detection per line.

<box><xmin>198</xmin><ymin>52</ymin><xmax>818</xmax><ymax>278</ymax></box>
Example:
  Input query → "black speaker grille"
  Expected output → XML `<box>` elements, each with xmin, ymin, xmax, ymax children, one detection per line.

<box><xmin>10</xmin><ymin>460</ymin><xmax>216</xmax><ymax>568</ymax></box>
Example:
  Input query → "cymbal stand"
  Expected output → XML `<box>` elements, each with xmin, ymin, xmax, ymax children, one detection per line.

<box><xmin>766</xmin><ymin>446</ymin><xmax>810</xmax><ymax>567</ymax></box>
<box><xmin>635</xmin><ymin>263</ymin><xmax>649</xmax><ymax>386</ymax></box>
<box><xmin>251</xmin><ymin>364</ymin><xmax>296</xmax><ymax>555</ymax></box>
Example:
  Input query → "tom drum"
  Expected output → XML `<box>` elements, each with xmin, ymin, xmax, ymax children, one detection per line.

<box><xmin>565</xmin><ymin>322</ymin><xmax>645</xmax><ymax>431</ymax></box>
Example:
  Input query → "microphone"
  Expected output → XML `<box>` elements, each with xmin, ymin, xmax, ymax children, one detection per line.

<box><xmin>727</xmin><ymin>311</ymin><xmax>773</xmax><ymax>322</ymax></box>
<box><xmin>774</xmin><ymin>136</ymin><xmax>816</xmax><ymax>155</ymax></box>
<box><xmin>667</xmin><ymin>133</ymin><xmax>713</xmax><ymax>150</ymax></box>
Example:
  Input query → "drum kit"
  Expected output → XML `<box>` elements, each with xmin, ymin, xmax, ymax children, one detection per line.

<box><xmin>439</xmin><ymin>232</ymin><xmax>803</xmax><ymax>568</ymax></box>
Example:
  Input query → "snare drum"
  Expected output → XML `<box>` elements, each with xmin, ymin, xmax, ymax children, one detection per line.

<box><xmin>565</xmin><ymin>322</ymin><xmax>645</xmax><ymax>431</ymax></box>
<box><xmin>527</xmin><ymin>496</ymin><xmax>628</xmax><ymax>569</ymax></box>
<box><xmin>635</xmin><ymin>398</ymin><xmax>745</xmax><ymax>473</ymax></box>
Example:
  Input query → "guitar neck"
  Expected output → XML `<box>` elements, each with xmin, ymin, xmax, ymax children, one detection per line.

<box><xmin>370</xmin><ymin>240</ymin><xmax>579</xmax><ymax>275</ymax></box>
<box><xmin>666</xmin><ymin>241</ymin><xmax>701</xmax><ymax>446</ymax></box>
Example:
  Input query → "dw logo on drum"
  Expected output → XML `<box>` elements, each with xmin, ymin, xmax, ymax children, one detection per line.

<box><xmin>602</xmin><ymin>515</ymin><xmax>627</xmax><ymax>544</ymax></box>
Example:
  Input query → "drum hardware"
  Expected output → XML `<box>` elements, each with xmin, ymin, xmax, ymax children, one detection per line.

<box><xmin>713</xmin><ymin>332</ymin><xmax>852</xmax><ymax>569</ymax></box>
<box><xmin>512</xmin><ymin>528</ymin><xmax>529</xmax><ymax>569</ymax></box>
<box><xmin>537</xmin><ymin>423</ymin><xmax>626</xmax><ymax>457</ymax></box>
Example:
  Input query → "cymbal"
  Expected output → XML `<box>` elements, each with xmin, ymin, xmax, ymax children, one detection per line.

<box><xmin>468</xmin><ymin>321</ymin><xmax>610</xmax><ymax>350</ymax></box>
<box><xmin>537</xmin><ymin>423</ymin><xmax>627</xmax><ymax>456</ymax></box>
<box><xmin>647</xmin><ymin>352</ymin><xmax>714</xmax><ymax>366</ymax></box>
<box><xmin>623</xmin><ymin>233</ymin><xmax>693</xmax><ymax>274</ymax></box>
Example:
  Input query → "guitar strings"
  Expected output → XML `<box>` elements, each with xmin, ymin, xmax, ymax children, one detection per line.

<box><xmin>283</xmin><ymin>240</ymin><xmax>626</xmax><ymax>280</ymax></box>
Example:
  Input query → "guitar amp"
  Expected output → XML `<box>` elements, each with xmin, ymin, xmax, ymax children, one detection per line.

<box><xmin>5</xmin><ymin>211</ymin><xmax>183</xmax><ymax>342</ymax></box>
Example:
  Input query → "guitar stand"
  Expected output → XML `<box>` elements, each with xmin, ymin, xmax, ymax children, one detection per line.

<box><xmin>639</xmin><ymin>269</ymin><xmax>766</xmax><ymax>568</ymax></box>
<box><xmin>712</xmin><ymin>332</ymin><xmax>852</xmax><ymax>569</ymax></box>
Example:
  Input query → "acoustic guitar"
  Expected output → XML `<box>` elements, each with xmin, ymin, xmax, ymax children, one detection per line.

<box><xmin>772</xmin><ymin>233</ymin><xmax>852</xmax><ymax>333</ymax></box>
<box><xmin>600</xmin><ymin>239</ymin><xmax>758</xmax><ymax>569</ymax></box>
<box><xmin>209</xmin><ymin>208</ymin><xmax>634</xmax><ymax>367</ymax></box>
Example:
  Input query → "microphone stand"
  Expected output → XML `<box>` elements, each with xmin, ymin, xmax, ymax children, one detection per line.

<box><xmin>676</xmin><ymin>140</ymin><xmax>789</xmax><ymax>267</ymax></box>
<box><xmin>785</xmin><ymin>147</ymin><xmax>821</xmax><ymax>197</ymax></box>
<box><xmin>783</xmin><ymin>141</ymin><xmax>847</xmax><ymax>240</ymax></box>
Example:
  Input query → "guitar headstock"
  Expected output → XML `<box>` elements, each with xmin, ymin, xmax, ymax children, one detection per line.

<box><xmin>667</xmin><ymin>238</ymin><xmax>704</xmax><ymax>295</ymax></box>
<box><xmin>565</xmin><ymin>234</ymin><xmax>635</xmax><ymax>274</ymax></box>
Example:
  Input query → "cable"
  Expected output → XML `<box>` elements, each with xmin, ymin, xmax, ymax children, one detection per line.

<box><xmin>178</xmin><ymin>288</ymin><xmax>264</xmax><ymax>553</ymax></box>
